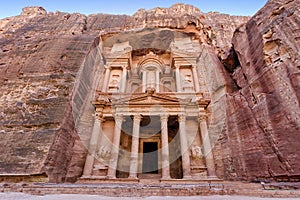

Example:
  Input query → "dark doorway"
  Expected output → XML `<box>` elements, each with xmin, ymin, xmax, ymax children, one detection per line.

<box><xmin>142</xmin><ymin>142</ymin><xmax>158</xmax><ymax>174</ymax></box>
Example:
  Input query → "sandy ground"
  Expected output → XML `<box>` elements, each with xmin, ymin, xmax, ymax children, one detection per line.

<box><xmin>0</xmin><ymin>193</ymin><xmax>300</xmax><ymax>200</ymax></box>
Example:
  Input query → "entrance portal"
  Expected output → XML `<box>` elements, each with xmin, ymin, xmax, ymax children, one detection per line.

<box><xmin>142</xmin><ymin>142</ymin><xmax>158</xmax><ymax>174</ymax></box>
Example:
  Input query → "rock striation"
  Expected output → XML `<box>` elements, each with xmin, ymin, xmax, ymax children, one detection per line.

<box><xmin>0</xmin><ymin>0</ymin><xmax>299</xmax><ymax>183</ymax></box>
<box><xmin>213</xmin><ymin>0</ymin><xmax>300</xmax><ymax>181</ymax></box>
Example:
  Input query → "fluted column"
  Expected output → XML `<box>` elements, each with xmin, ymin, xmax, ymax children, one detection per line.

<box><xmin>129</xmin><ymin>115</ymin><xmax>142</xmax><ymax>178</ymax></box>
<box><xmin>175</xmin><ymin>65</ymin><xmax>182</xmax><ymax>92</ymax></box>
<box><xmin>107</xmin><ymin>114</ymin><xmax>123</xmax><ymax>178</ymax></box>
<box><xmin>82</xmin><ymin>114</ymin><xmax>104</xmax><ymax>177</ymax></box>
<box><xmin>192</xmin><ymin>65</ymin><xmax>200</xmax><ymax>92</ymax></box>
<box><xmin>120</xmin><ymin>66</ymin><xmax>127</xmax><ymax>93</ymax></box>
<box><xmin>199</xmin><ymin>114</ymin><xmax>217</xmax><ymax>178</ymax></box>
<box><xmin>142</xmin><ymin>71</ymin><xmax>146</xmax><ymax>92</ymax></box>
<box><xmin>178</xmin><ymin>114</ymin><xmax>191</xmax><ymax>178</ymax></box>
<box><xmin>102</xmin><ymin>66</ymin><xmax>111</xmax><ymax>92</ymax></box>
<box><xmin>160</xmin><ymin>115</ymin><xmax>171</xmax><ymax>179</ymax></box>
<box><xmin>156</xmin><ymin>71</ymin><xmax>160</xmax><ymax>92</ymax></box>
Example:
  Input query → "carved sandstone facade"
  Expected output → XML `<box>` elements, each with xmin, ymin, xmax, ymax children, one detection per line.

<box><xmin>81</xmin><ymin>36</ymin><xmax>217</xmax><ymax>181</ymax></box>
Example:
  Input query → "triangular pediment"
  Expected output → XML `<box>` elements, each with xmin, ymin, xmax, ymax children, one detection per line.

<box><xmin>112</xmin><ymin>93</ymin><xmax>180</xmax><ymax>105</ymax></box>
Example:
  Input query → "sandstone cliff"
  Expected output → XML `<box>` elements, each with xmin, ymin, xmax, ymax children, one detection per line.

<box><xmin>0</xmin><ymin>1</ymin><xmax>299</xmax><ymax>183</ymax></box>
<box><xmin>213</xmin><ymin>0</ymin><xmax>300</xmax><ymax>181</ymax></box>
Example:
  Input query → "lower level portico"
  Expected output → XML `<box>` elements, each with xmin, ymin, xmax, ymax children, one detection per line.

<box><xmin>82</xmin><ymin>93</ymin><xmax>217</xmax><ymax>181</ymax></box>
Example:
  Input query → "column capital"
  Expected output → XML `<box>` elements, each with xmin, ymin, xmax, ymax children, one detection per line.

<box><xmin>199</xmin><ymin>114</ymin><xmax>207</xmax><ymax>122</ymax></box>
<box><xmin>104</xmin><ymin>65</ymin><xmax>111</xmax><ymax>70</ymax></box>
<box><xmin>175</xmin><ymin>64</ymin><xmax>181</xmax><ymax>69</ymax></box>
<box><xmin>121</xmin><ymin>64</ymin><xmax>129</xmax><ymax>70</ymax></box>
<box><xmin>95</xmin><ymin>113</ymin><xmax>104</xmax><ymax>122</ymax></box>
<box><xmin>133</xmin><ymin>114</ymin><xmax>143</xmax><ymax>121</ymax></box>
<box><xmin>114</xmin><ymin>114</ymin><xmax>123</xmax><ymax>122</ymax></box>
<box><xmin>178</xmin><ymin>114</ymin><xmax>186</xmax><ymax>122</ymax></box>
<box><xmin>160</xmin><ymin>114</ymin><xmax>169</xmax><ymax>121</ymax></box>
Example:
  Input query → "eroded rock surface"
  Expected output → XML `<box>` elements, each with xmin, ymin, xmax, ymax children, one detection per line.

<box><xmin>213</xmin><ymin>0</ymin><xmax>300</xmax><ymax>181</ymax></box>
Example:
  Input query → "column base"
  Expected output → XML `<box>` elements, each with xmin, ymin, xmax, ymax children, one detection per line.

<box><xmin>81</xmin><ymin>175</ymin><xmax>92</xmax><ymax>179</ymax></box>
<box><xmin>106</xmin><ymin>175</ymin><xmax>116</xmax><ymax>179</ymax></box>
<box><xmin>182</xmin><ymin>175</ymin><xmax>193</xmax><ymax>180</ymax></box>
<box><xmin>128</xmin><ymin>176</ymin><xmax>138</xmax><ymax>180</ymax></box>
<box><xmin>207</xmin><ymin>175</ymin><xmax>219</xmax><ymax>180</ymax></box>
<box><xmin>161</xmin><ymin>177</ymin><xmax>171</xmax><ymax>181</ymax></box>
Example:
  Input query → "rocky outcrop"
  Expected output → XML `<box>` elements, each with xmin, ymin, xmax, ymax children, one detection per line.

<box><xmin>214</xmin><ymin>0</ymin><xmax>300</xmax><ymax>181</ymax></box>
<box><xmin>0</xmin><ymin>10</ymin><xmax>97</xmax><ymax>181</ymax></box>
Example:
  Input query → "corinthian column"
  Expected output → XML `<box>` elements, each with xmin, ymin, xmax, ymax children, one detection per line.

<box><xmin>178</xmin><ymin>114</ymin><xmax>191</xmax><ymax>178</ymax></box>
<box><xmin>82</xmin><ymin>114</ymin><xmax>104</xmax><ymax>177</ymax></box>
<box><xmin>102</xmin><ymin>66</ymin><xmax>111</xmax><ymax>92</ymax></box>
<box><xmin>160</xmin><ymin>115</ymin><xmax>170</xmax><ymax>179</ymax></box>
<box><xmin>120</xmin><ymin>66</ymin><xmax>127</xmax><ymax>93</ymax></box>
<box><xmin>107</xmin><ymin>114</ymin><xmax>123</xmax><ymax>178</ymax></box>
<box><xmin>199</xmin><ymin>114</ymin><xmax>217</xmax><ymax>178</ymax></box>
<box><xmin>192</xmin><ymin>65</ymin><xmax>200</xmax><ymax>92</ymax></box>
<box><xmin>175</xmin><ymin>65</ymin><xmax>182</xmax><ymax>92</ymax></box>
<box><xmin>129</xmin><ymin>115</ymin><xmax>142</xmax><ymax>179</ymax></box>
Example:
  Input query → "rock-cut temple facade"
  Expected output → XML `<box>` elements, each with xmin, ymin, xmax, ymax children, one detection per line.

<box><xmin>81</xmin><ymin>36</ymin><xmax>217</xmax><ymax>181</ymax></box>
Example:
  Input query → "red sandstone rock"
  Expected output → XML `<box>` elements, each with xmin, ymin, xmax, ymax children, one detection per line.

<box><xmin>213</xmin><ymin>0</ymin><xmax>300</xmax><ymax>181</ymax></box>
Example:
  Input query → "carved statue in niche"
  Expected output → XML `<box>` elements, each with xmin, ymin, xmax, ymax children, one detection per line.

<box><xmin>110</xmin><ymin>74</ymin><xmax>120</xmax><ymax>86</ymax></box>
<box><xmin>183</xmin><ymin>74</ymin><xmax>193</xmax><ymax>88</ymax></box>
<box><xmin>164</xmin><ymin>81</ymin><xmax>171</xmax><ymax>92</ymax></box>
<box><xmin>96</xmin><ymin>146</ymin><xmax>111</xmax><ymax>165</ymax></box>
<box><xmin>108</xmin><ymin>74</ymin><xmax>120</xmax><ymax>91</ymax></box>
<box><xmin>179</xmin><ymin>67</ymin><xmax>194</xmax><ymax>92</ymax></box>
<box><xmin>191</xmin><ymin>146</ymin><xmax>203</xmax><ymax>159</ymax></box>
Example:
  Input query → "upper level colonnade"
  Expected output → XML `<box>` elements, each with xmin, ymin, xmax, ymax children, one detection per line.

<box><xmin>100</xmin><ymin>48</ymin><xmax>203</xmax><ymax>95</ymax></box>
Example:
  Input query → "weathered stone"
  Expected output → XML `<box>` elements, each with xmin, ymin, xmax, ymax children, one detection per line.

<box><xmin>21</xmin><ymin>6</ymin><xmax>47</xmax><ymax>17</ymax></box>
<box><xmin>213</xmin><ymin>0</ymin><xmax>300</xmax><ymax>181</ymax></box>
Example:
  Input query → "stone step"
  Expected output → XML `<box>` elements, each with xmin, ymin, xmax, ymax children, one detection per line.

<box><xmin>1</xmin><ymin>182</ymin><xmax>300</xmax><ymax>198</ymax></box>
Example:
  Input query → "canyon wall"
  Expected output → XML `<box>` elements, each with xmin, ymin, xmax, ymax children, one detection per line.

<box><xmin>213</xmin><ymin>0</ymin><xmax>300</xmax><ymax>181</ymax></box>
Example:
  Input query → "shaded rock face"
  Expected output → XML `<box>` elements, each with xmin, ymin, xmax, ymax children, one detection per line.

<box><xmin>213</xmin><ymin>0</ymin><xmax>300</xmax><ymax>181</ymax></box>
<box><xmin>0</xmin><ymin>0</ymin><xmax>299</xmax><ymax>183</ymax></box>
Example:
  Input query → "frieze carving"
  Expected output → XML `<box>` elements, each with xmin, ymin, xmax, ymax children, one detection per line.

<box><xmin>96</xmin><ymin>95</ymin><xmax>111</xmax><ymax>103</ymax></box>
<box><xmin>198</xmin><ymin>115</ymin><xmax>207</xmax><ymax>122</ymax></box>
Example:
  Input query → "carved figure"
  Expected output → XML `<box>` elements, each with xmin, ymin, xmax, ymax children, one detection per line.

<box><xmin>183</xmin><ymin>74</ymin><xmax>193</xmax><ymax>87</ymax></box>
<box><xmin>97</xmin><ymin>146</ymin><xmax>111</xmax><ymax>161</ymax></box>
<box><xmin>109</xmin><ymin>74</ymin><xmax>120</xmax><ymax>86</ymax></box>
<box><xmin>191</xmin><ymin>146</ymin><xmax>203</xmax><ymax>159</ymax></box>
